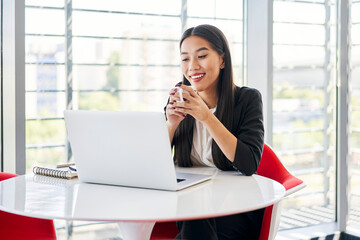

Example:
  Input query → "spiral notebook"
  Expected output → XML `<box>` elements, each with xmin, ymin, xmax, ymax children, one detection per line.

<box><xmin>33</xmin><ymin>166</ymin><xmax>78</xmax><ymax>179</ymax></box>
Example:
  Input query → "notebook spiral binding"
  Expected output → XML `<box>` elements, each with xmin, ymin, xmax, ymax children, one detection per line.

<box><xmin>33</xmin><ymin>166</ymin><xmax>71</xmax><ymax>179</ymax></box>
<box><xmin>33</xmin><ymin>174</ymin><xmax>75</xmax><ymax>187</ymax></box>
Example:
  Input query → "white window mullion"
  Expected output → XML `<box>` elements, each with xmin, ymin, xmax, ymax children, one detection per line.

<box><xmin>3</xmin><ymin>0</ymin><xmax>25</xmax><ymax>174</ymax></box>
<box><xmin>246</xmin><ymin>0</ymin><xmax>273</xmax><ymax>145</ymax></box>
<box><xmin>337</xmin><ymin>0</ymin><xmax>350</xmax><ymax>232</ymax></box>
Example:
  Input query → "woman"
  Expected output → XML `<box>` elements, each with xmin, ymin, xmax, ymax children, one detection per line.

<box><xmin>166</xmin><ymin>24</ymin><xmax>264</xmax><ymax>239</ymax></box>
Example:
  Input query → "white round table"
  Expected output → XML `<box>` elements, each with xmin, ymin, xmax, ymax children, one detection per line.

<box><xmin>0</xmin><ymin>167</ymin><xmax>285</xmax><ymax>239</ymax></box>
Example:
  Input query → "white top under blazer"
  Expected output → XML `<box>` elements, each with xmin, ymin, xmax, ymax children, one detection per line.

<box><xmin>190</xmin><ymin>107</ymin><xmax>216</xmax><ymax>167</ymax></box>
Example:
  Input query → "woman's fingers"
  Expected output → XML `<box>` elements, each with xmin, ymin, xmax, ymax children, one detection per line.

<box><xmin>170</xmin><ymin>89</ymin><xmax>187</xmax><ymax>103</ymax></box>
<box><xmin>173</xmin><ymin>104</ymin><xmax>191</xmax><ymax>117</ymax></box>
<box><xmin>167</xmin><ymin>102</ymin><xmax>186</xmax><ymax>118</ymax></box>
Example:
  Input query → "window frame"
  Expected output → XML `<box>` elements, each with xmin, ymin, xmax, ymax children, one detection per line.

<box><xmin>2</xmin><ymin>0</ymin><xmax>25</xmax><ymax>174</ymax></box>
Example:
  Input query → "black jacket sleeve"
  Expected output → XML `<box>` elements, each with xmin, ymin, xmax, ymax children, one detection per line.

<box><xmin>231</xmin><ymin>87</ymin><xmax>264</xmax><ymax>176</ymax></box>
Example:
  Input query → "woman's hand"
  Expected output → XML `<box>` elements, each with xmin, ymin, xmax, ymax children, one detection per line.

<box><xmin>169</xmin><ymin>84</ymin><xmax>238</xmax><ymax>162</ymax></box>
<box><xmin>166</xmin><ymin>86</ymin><xmax>187</xmax><ymax>129</ymax></box>
<box><xmin>166</xmin><ymin>85</ymin><xmax>190</xmax><ymax>144</ymax></box>
<box><xmin>172</xmin><ymin>85</ymin><xmax>213</xmax><ymax>123</ymax></box>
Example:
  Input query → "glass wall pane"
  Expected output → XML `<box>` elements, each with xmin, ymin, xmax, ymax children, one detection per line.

<box><xmin>214</xmin><ymin>0</ymin><xmax>243</xmax><ymax>19</ymax></box>
<box><xmin>25</xmin><ymin>65</ymin><xmax>66</xmax><ymax>92</ymax></box>
<box><xmin>26</xmin><ymin>119</ymin><xmax>66</xmax><ymax>145</ymax></box>
<box><xmin>274</xmin><ymin>1</ymin><xmax>325</xmax><ymax>24</ymax></box>
<box><xmin>351</xmin><ymin>24</ymin><xmax>360</xmax><ymax>44</ymax></box>
<box><xmin>25</xmin><ymin>8</ymin><xmax>65</xmax><ymax>35</ymax></box>
<box><xmin>352</xmin><ymin>45</ymin><xmax>360</xmax><ymax>65</ymax></box>
<box><xmin>25</xmin><ymin>15</ymin><xmax>67</xmax><ymax>174</ymax></box>
<box><xmin>273</xmin><ymin>0</ymin><xmax>336</xmax><ymax>230</ymax></box>
<box><xmin>25</xmin><ymin>92</ymin><xmax>66</xmax><ymax>119</ymax></box>
<box><xmin>77</xmin><ymin>91</ymin><xmax>169</xmax><ymax>112</ymax></box>
<box><xmin>273</xmin><ymin>45</ymin><xmax>325</xmax><ymax>66</ymax></box>
<box><xmin>232</xmin><ymin>67</ymin><xmax>242</xmax><ymax>86</ymax></box>
<box><xmin>26</xmin><ymin>36</ymin><xmax>65</xmax><ymax>64</ymax></box>
<box><xmin>73</xmin><ymin>66</ymin><xmax>180</xmax><ymax>91</ymax></box>
<box><xmin>188</xmin><ymin>0</ymin><xmax>243</xmax><ymax>20</ymax></box>
<box><xmin>72</xmin><ymin>38</ymin><xmax>180</xmax><ymax>66</ymax></box>
<box><xmin>352</xmin><ymin>2</ymin><xmax>360</xmax><ymax>23</ymax></box>
<box><xmin>26</xmin><ymin>0</ymin><xmax>64</xmax><ymax>7</ymax></box>
<box><xmin>273</xmin><ymin>23</ymin><xmax>325</xmax><ymax>45</ymax></box>
<box><xmin>72</xmin><ymin>11</ymin><xmax>181</xmax><ymax>40</ymax></box>
<box><xmin>26</xmin><ymin>147</ymin><xmax>66</xmax><ymax>171</ymax></box>
<box><xmin>73</xmin><ymin>0</ymin><xmax>181</xmax><ymax>15</ymax></box>
<box><xmin>348</xmin><ymin>1</ymin><xmax>360</xmax><ymax>234</ymax></box>
<box><xmin>187</xmin><ymin>19</ymin><xmax>243</xmax><ymax>43</ymax></box>
<box><xmin>297</xmin><ymin>0</ymin><xmax>325</xmax><ymax>3</ymax></box>
<box><xmin>274</xmin><ymin>69</ymin><xmax>326</xmax><ymax>88</ymax></box>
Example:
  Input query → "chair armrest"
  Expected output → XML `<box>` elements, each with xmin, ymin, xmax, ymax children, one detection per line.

<box><xmin>284</xmin><ymin>182</ymin><xmax>306</xmax><ymax>197</ymax></box>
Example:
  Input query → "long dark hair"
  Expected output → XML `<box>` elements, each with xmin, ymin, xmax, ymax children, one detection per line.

<box><xmin>173</xmin><ymin>24</ymin><xmax>235</xmax><ymax>170</ymax></box>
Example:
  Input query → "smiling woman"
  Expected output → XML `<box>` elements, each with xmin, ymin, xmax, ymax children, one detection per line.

<box><xmin>165</xmin><ymin>24</ymin><xmax>264</xmax><ymax>240</ymax></box>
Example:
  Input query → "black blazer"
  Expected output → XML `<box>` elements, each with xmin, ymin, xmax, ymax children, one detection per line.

<box><xmin>230</xmin><ymin>86</ymin><xmax>264</xmax><ymax>175</ymax></box>
<box><xmin>167</xmin><ymin>86</ymin><xmax>264</xmax><ymax>176</ymax></box>
<box><xmin>190</xmin><ymin>86</ymin><xmax>264</xmax><ymax>175</ymax></box>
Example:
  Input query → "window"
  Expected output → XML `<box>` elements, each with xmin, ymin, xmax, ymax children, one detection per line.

<box><xmin>348</xmin><ymin>0</ymin><xmax>360</xmax><ymax>234</ymax></box>
<box><xmin>25</xmin><ymin>0</ymin><xmax>67</xmax><ymax>171</ymax></box>
<box><xmin>273</xmin><ymin>0</ymin><xmax>337</xmax><ymax>229</ymax></box>
<box><xmin>24</xmin><ymin>0</ymin><xmax>244</xmax><ymax>172</ymax></box>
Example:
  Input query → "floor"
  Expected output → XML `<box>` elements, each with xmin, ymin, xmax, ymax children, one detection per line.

<box><xmin>279</xmin><ymin>205</ymin><xmax>336</xmax><ymax>230</ymax></box>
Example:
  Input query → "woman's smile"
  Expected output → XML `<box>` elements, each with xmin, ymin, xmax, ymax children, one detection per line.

<box><xmin>190</xmin><ymin>73</ymin><xmax>206</xmax><ymax>82</ymax></box>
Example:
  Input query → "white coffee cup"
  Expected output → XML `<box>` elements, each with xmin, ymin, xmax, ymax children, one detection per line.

<box><xmin>174</xmin><ymin>87</ymin><xmax>190</xmax><ymax>103</ymax></box>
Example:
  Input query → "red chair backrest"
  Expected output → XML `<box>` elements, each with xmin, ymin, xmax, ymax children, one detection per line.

<box><xmin>257</xmin><ymin>144</ymin><xmax>303</xmax><ymax>191</ymax></box>
<box><xmin>0</xmin><ymin>172</ymin><xmax>57</xmax><ymax>240</ymax></box>
<box><xmin>257</xmin><ymin>144</ymin><xmax>304</xmax><ymax>240</ymax></box>
<box><xmin>0</xmin><ymin>172</ymin><xmax>18</xmax><ymax>181</ymax></box>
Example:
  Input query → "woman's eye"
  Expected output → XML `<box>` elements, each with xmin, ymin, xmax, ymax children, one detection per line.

<box><xmin>182</xmin><ymin>58</ymin><xmax>189</xmax><ymax>62</ymax></box>
<box><xmin>198</xmin><ymin>54</ymin><xmax>208</xmax><ymax>59</ymax></box>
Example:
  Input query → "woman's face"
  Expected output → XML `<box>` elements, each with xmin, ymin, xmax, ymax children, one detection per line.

<box><xmin>180</xmin><ymin>36</ymin><xmax>224</xmax><ymax>93</ymax></box>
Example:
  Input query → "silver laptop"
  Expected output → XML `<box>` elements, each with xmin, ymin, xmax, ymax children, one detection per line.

<box><xmin>64</xmin><ymin>110</ymin><xmax>212</xmax><ymax>191</ymax></box>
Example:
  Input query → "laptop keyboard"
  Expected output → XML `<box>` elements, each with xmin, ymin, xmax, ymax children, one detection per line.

<box><xmin>177</xmin><ymin>178</ymin><xmax>185</xmax><ymax>183</ymax></box>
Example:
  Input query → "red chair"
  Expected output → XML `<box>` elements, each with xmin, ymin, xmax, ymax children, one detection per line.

<box><xmin>150</xmin><ymin>144</ymin><xmax>305</xmax><ymax>240</ymax></box>
<box><xmin>150</xmin><ymin>222</ymin><xmax>179</xmax><ymax>240</ymax></box>
<box><xmin>257</xmin><ymin>144</ymin><xmax>305</xmax><ymax>240</ymax></box>
<box><xmin>0</xmin><ymin>172</ymin><xmax>57</xmax><ymax>240</ymax></box>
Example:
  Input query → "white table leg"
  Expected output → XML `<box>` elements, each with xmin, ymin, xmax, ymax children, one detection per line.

<box><xmin>117</xmin><ymin>221</ymin><xmax>155</xmax><ymax>240</ymax></box>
